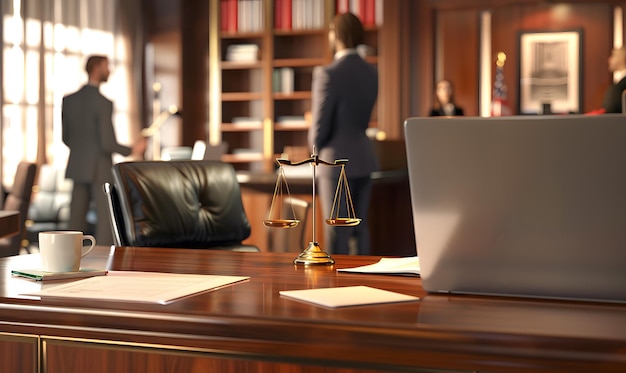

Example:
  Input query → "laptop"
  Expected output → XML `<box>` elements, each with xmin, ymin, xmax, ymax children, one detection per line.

<box><xmin>404</xmin><ymin>114</ymin><xmax>626</xmax><ymax>303</ymax></box>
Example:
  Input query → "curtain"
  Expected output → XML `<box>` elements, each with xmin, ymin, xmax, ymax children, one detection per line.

<box><xmin>0</xmin><ymin>0</ymin><xmax>144</xmax><ymax>189</ymax></box>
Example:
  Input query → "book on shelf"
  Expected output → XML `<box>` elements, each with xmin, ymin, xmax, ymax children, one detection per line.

<box><xmin>375</xmin><ymin>0</ymin><xmax>383</xmax><ymax>26</ymax></box>
<box><xmin>272</xmin><ymin>69</ymin><xmax>281</xmax><ymax>92</ymax></box>
<box><xmin>276</xmin><ymin>115</ymin><xmax>307</xmax><ymax>127</ymax></box>
<box><xmin>276</xmin><ymin>0</ymin><xmax>292</xmax><ymax>30</ymax></box>
<box><xmin>275</xmin><ymin>0</ymin><xmax>282</xmax><ymax>29</ymax></box>
<box><xmin>231</xmin><ymin>148</ymin><xmax>264</xmax><ymax>158</ymax></box>
<box><xmin>231</xmin><ymin>117</ymin><xmax>263</xmax><ymax>126</ymax></box>
<box><xmin>238</xmin><ymin>0</ymin><xmax>264</xmax><ymax>32</ymax></box>
<box><xmin>281</xmin><ymin>67</ymin><xmax>294</xmax><ymax>94</ymax></box>
<box><xmin>274</xmin><ymin>0</ymin><xmax>324</xmax><ymax>30</ymax></box>
<box><xmin>221</xmin><ymin>0</ymin><xmax>238</xmax><ymax>33</ymax></box>
<box><xmin>226</xmin><ymin>44</ymin><xmax>259</xmax><ymax>62</ymax></box>
<box><xmin>338</xmin><ymin>0</ymin><xmax>382</xmax><ymax>27</ymax></box>
<box><xmin>273</xmin><ymin>67</ymin><xmax>295</xmax><ymax>93</ymax></box>
<box><xmin>220</xmin><ymin>0</ymin><xmax>264</xmax><ymax>33</ymax></box>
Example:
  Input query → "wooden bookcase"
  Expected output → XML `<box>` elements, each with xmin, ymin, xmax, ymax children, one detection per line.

<box><xmin>209</xmin><ymin>0</ymin><xmax>385</xmax><ymax>172</ymax></box>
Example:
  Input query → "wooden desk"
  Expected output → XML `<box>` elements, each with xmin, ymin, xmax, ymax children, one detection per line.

<box><xmin>0</xmin><ymin>211</ymin><xmax>19</xmax><ymax>238</ymax></box>
<box><xmin>1</xmin><ymin>247</ymin><xmax>625</xmax><ymax>372</ymax></box>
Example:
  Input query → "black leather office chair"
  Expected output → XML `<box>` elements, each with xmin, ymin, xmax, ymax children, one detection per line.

<box><xmin>104</xmin><ymin>160</ymin><xmax>258</xmax><ymax>252</ymax></box>
<box><xmin>25</xmin><ymin>164</ymin><xmax>74</xmax><ymax>247</ymax></box>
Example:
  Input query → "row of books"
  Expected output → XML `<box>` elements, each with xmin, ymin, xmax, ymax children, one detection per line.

<box><xmin>274</xmin><ymin>0</ymin><xmax>325</xmax><ymax>30</ymax></box>
<box><xmin>220</xmin><ymin>0</ymin><xmax>383</xmax><ymax>33</ymax></box>
<box><xmin>220</xmin><ymin>0</ymin><xmax>265</xmax><ymax>33</ymax></box>
<box><xmin>336</xmin><ymin>0</ymin><xmax>383</xmax><ymax>27</ymax></box>
<box><xmin>272</xmin><ymin>67</ymin><xmax>294</xmax><ymax>94</ymax></box>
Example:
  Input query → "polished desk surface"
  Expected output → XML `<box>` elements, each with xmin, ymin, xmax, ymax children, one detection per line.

<box><xmin>1</xmin><ymin>246</ymin><xmax>626</xmax><ymax>372</ymax></box>
<box><xmin>0</xmin><ymin>210</ymin><xmax>19</xmax><ymax>238</ymax></box>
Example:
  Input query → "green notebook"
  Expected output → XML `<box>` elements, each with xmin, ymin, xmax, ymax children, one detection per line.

<box><xmin>11</xmin><ymin>268</ymin><xmax>108</xmax><ymax>281</ymax></box>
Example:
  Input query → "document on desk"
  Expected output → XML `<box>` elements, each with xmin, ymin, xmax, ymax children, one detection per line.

<box><xmin>280</xmin><ymin>286</ymin><xmax>419</xmax><ymax>308</ymax></box>
<box><xmin>337</xmin><ymin>256</ymin><xmax>420</xmax><ymax>276</ymax></box>
<box><xmin>24</xmin><ymin>271</ymin><xmax>249</xmax><ymax>305</ymax></box>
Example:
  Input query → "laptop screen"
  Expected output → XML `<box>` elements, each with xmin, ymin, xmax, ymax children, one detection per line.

<box><xmin>404</xmin><ymin>114</ymin><xmax>626</xmax><ymax>303</ymax></box>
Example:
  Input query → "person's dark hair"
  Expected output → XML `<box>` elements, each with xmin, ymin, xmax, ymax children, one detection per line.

<box><xmin>433</xmin><ymin>79</ymin><xmax>455</xmax><ymax>110</ymax></box>
<box><xmin>85</xmin><ymin>55</ymin><xmax>108</xmax><ymax>74</ymax></box>
<box><xmin>331</xmin><ymin>12</ymin><xmax>364</xmax><ymax>49</ymax></box>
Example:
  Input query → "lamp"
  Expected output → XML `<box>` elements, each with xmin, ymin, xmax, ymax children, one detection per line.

<box><xmin>141</xmin><ymin>105</ymin><xmax>182</xmax><ymax>160</ymax></box>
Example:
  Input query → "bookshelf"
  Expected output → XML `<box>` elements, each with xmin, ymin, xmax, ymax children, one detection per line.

<box><xmin>209</xmin><ymin>0</ymin><xmax>385</xmax><ymax>172</ymax></box>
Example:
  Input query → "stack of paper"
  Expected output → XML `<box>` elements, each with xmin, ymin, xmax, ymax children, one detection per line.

<box><xmin>337</xmin><ymin>256</ymin><xmax>420</xmax><ymax>276</ymax></box>
<box><xmin>280</xmin><ymin>286</ymin><xmax>419</xmax><ymax>308</ymax></box>
<box><xmin>24</xmin><ymin>271</ymin><xmax>249</xmax><ymax>305</ymax></box>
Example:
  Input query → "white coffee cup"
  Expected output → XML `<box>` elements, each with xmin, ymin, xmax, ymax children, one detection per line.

<box><xmin>39</xmin><ymin>231</ymin><xmax>96</xmax><ymax>272</ymax></box>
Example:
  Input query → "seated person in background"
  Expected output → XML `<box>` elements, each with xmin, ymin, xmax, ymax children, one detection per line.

<box><xmin>429</xmin><ymin>79</ymin><xmax>464</xmax><ymax>116</ymax></box>
<box><xmin>601</xmin><ymin>47</ymin><xmax>626</xmax><ymax>113</ymax></box>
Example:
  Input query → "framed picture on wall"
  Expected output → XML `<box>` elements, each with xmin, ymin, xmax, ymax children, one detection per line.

<box><xmin>517</xmin><ymin>30</ymin><xmax>583</xmax><ymax>114</ymax></box>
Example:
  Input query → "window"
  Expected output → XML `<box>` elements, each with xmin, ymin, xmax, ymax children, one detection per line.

<box><xmin>1</xmin><ymin>0</ymin><xmax>135</xmax><ymax>188</ymax></box>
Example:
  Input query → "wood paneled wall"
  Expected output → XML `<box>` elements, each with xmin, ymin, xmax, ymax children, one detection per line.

<box><xmin>412</xmin><ymin>1</ymin><xmax>626</xmax><ymax>117</ymax></box>
<box><xmin>181</xmin><ymin>0</ymin><xmax>209</xmax><ymax>145</ymax></box>
<box><xmin>144</xmin><ymin>0</ymin><xmax>626</xmax><ymax>143</ymax></box>
<box><xmin>436</xmin><ymin>9</ymin><xmax>480</xmax><ymax>117</ymax></box>
<box><xmin>491</xmin><ymin>2</ymin><xmax>614</xmax><ymax>114</ymax></box>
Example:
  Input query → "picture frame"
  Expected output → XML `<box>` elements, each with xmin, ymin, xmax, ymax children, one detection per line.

<box><xmin>517</xmin><ymin>30</ymin><xmax>583</xmax><ymax>114</ymax></box>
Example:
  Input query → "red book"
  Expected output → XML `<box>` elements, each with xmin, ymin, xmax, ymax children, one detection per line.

<box><xmin>220</xmin><ymin>0</ymin><xmax>229</xmax><ymax>32</ymax></box>
<box><xmin>359</xmin><ymin>0</ymin><xmax>367</xmax><ymax>23</ymax></box>
<box><xmin>282</xmin><ymin>0</ymin><xmax>292</xmax><ymax>30</ymax></box>
<box><xmin>228</xmin><ymin>0</ymin><xmax>238</xmax><ymax>33</ymax></box>
<box><xmin>361</xmin><ymin>0</ymin><xmax>376</xmax><ymax>26</ymax></box>
<box><xmin>349</xmin><ymin>0</ymin><xmax>364</xmax><ymax>20</ymax></box>
<box><xmin>275</xmin><ymin>0</ymin><xmax>282</xmax><ymax>29</ymax></box>
<box><xmin>336</xmin><ymin>0</ymin><xmax>349</xmax><ymax>14</ymax></box>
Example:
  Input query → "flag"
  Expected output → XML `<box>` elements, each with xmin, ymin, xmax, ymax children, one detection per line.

<box><xmin>491</xmin><ymin>52</ymin><xmax>512</xmax><ymax>116</ymax></box>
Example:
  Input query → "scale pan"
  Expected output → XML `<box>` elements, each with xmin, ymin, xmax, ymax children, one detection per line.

<box><xmin>263</xmin><ymin>219</ymin><xmax>300</xmax><ymax>228</ymax></box>
<box><xmin>325</xmin><ymin>218</ymin><xmax>361</xmax><ymax>227</ymax></box>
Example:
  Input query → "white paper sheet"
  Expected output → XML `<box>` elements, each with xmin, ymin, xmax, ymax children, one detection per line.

<box><xmin>24</xmin><ymin>271</ymin><xmax>249</xmax><ymax>304</ymax></box>
<box><xmin>337</xmin><ymin>256</ymin><xmax>420</xmax><ymax>276</ymax></box>
<box><xmin>279</xmin><ymin>285</ymin><xmax>419</xmax><ymax>308</ymax></box>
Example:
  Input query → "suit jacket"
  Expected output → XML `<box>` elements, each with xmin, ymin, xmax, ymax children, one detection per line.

<box><xmin>62</xmin><ymin>85</ymin><xmax>131</xmax><ymax>183</ymax></box>
<box><xmin>429</xmin><ymin>106</ymin><xmax>464</xmax><ymax>116</ymax></box>
<box><xmin>308</xmin><ymin>52</ymin><xmax>379</xmax><ymax>178</ymax></box>
<box><xmin>602</xmin><ymin>76</ymin><xmax>626</xmax><ymax>113</ymax></box>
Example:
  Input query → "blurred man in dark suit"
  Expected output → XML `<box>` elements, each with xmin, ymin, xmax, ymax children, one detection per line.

<box><xmin>308</xmin><ymin>13</ymin><xmax>378</xmax><ymax>255</ymax></box>
<box><xmin>62</xmin><ymin>55</ymin><xmax>145</xmax><ymax>245</ymax></box>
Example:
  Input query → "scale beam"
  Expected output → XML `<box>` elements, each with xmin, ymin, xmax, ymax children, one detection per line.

<box><xmin>265</xmin><ymin>154</ymin><xmax>360</xmax><ymax>265</ymax></box>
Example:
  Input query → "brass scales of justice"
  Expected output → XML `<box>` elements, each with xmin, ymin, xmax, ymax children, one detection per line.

<box><xmin>263</xmin><ymin>152</ymin><xmax>361</xmax><ymax>265</ymax></box>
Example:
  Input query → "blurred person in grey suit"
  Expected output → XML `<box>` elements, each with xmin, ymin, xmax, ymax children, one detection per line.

<box><xmin>308</xmin><ymin>13</ymin><xmax>378</xmax><ymax>255</ymax></box>
<box><xmin>62</xmin><ymin>55</ymin><xmax>146</xmax><ymax>245</ymax></box>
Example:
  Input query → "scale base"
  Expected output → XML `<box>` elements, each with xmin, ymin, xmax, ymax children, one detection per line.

<box><xmin>293</xmin><ymin>242</ymin><xmax>335</xmax><ymax>265</ymax></box>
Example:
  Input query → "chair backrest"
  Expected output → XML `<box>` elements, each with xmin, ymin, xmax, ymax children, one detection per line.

<box><xmin>107</xmin><ymin>160</ymin><xmax>258</xmax><ymax>251</ymax></box>
<box><xmin>103</xmin><ymin>182</ymin><xmax>126</xmax><ymax>247</ymax></box>
<box><xmin>267</xmin><ymin>197</ymin><xmax>310</xmax><ymax>253</ymax></box>
<box><xmin>0</xmin><ymin>162</ymin><xmax>37</xmax><ymax>257</ymax></box>
<box><xmin>27</xmin><ymin>164</ymin><xmax>72</xmax><ymax>223</ymax></box>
